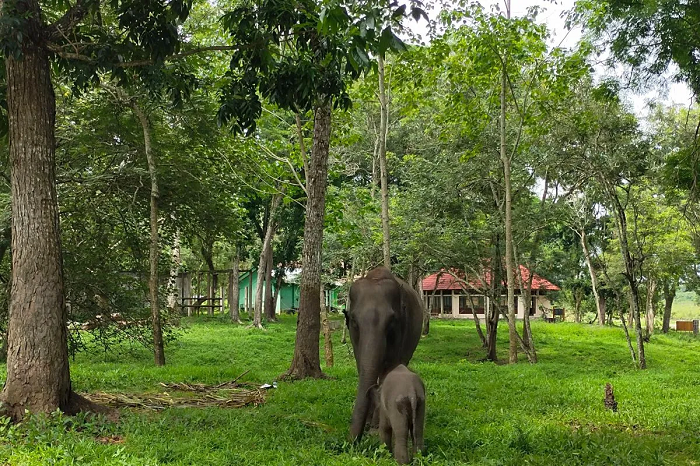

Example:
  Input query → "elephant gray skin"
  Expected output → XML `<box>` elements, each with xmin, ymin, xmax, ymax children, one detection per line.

<box><xmin>346</xmin><ymin>266</ymin><xmax>423</xmax><ymax>441</ymax></box>
<box><xmin>369</xmin><ymin>364</ymin><xmax>425</xmax><ymax>464</ymax></box>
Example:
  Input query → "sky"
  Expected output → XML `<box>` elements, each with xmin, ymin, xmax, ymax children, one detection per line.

<box><xmin>413</xmin><ymin>0</ymin><xmax>694</xmax><ymax>117</ymax></box>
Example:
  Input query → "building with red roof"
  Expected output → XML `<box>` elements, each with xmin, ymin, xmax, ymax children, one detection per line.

<box><xmin>422</xmin><ymin>266</ymin><xmax>560</xmax><ymax>319</ymax></box>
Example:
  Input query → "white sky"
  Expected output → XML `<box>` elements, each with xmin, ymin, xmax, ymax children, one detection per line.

<box><xmin>413</xmin><ymin>0</ymin><xmax>694</xmax><ymax>116</ymax></box>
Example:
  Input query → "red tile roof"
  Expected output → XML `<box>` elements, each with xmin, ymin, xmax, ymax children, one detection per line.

<box><xmin>422</xmin><ymin>266</ymin><xmax>560</xmax><ymax>292</ymax></box>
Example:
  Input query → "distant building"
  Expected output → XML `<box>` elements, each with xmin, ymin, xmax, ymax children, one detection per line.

<box><xmin>238</xmin><ymin>268</ymin><xmax>340</xmax><ymax>314</ymax></box>
<box><xmin>422</xmin><ymin>266</ymin><xmax>560</xmax><ymax>319</ymax></box>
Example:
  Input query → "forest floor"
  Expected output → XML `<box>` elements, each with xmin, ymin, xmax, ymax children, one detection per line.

<box><xmin>2</xmin><ymin>316</ymin><xmax>700</xmax><ymax>465</ymax></box>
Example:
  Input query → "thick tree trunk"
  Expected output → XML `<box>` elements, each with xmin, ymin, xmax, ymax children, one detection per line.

<box><xmin>321</xmin><ymin>288</ymin><xmax>333</xmax><ymax>368</ymax></box>
<box><xmin>2</xmin><ymin>37</ymin><xmax>70</xmax><ymax>418</ymax></box>
<box><xmin>580</xmin><ymin>230</ymin><xmax>604</xmax><ymax>325</ymax></box>
<box><xmin>285</xmin><ymin>102</ymin><xmax>332</xmax><ymax>379</ymax></box>
<box><xmin>378</xmin><ymin>54</ymin><xmax>391</xmax><ymax>269</ymax></box>
<box><xmin>662</xmin><ymin>280</ymin><xmax>676</xmax><ymax>333</ymax></box>
<box><xmin>131</xmin><ymin>101</ymin><xmax>165</xmax><ymax>366</ymax></box>
<box><xmin>229</xmin><ymin>246</ymin><xmax>242</xmax><ymax>323</ymax></box>
<box><xmin>645</xmin><ymin>277</ymin><xmax>657</xmax><ymax>339</ymax></box>
<box><xmin>254</xmin><ymin>194</ymin><xmax>281</xmax><ymax>328</ymax></box>
<box><xmin>0</xmin><ymin>21</ymin><xmax>100</xmax><ymax>418</ymax></box>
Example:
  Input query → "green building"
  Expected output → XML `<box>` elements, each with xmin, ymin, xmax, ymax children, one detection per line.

<box><xmin>238</xmin><ymin>269</ymin><xmax>340</xmax><ymax>314</ymax></box>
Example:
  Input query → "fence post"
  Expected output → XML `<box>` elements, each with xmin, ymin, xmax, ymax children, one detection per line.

<box><xmin>694</xmin><ymin>320</ymin><xmax>699</xmax><ymax>336</ymax></box>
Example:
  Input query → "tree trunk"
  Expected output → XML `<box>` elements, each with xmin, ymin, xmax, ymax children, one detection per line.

<box><xmin>254</xmin><ymin>194</ymin><xmax>282</xmax><ymax>329</ymax></box>
<box><xmin>662</xmin><ymin>280</ymin><xmax>676</xmax><ymax>333</ymax></box>
<box><xmin>0</xmin><ymin>16</ymin><xmax>95</xmax><ymax>418</ymax></box>
<box><xmin>574</xmin><ymin>292</ymin><xmax>582</xmax><ymax>323</ymax></box>
<box><xmin>201</xmin><ymin>242</ymin><xmax>216</xmax><ymax>317</ymax></box>
<box><xmin>131</xmin><ymin>101</ymin><xmax>165</xmax><ymax>366</ymax></box>
<box><xmin>285</xmin><ymin>102</ymin><xmax>332</xmax><ymax>379</ymax></box>
<box><xmin>229</xmin><ymin>246</ymin><xmax>242</xmax><ymax>323</ymax></box>
<box><xmin>167</xmin><ymin>232</ymin><xmax>181</xmax><ymax>313</ymax></box>
<box><xmin>378</xmin><ymin>54</ymin><xmax>391</xmax><ymax>269</ymax></box>
<box><xmin>264</xmin><ymin>241</ymin><xmax>276</xmax><ymax>321</ymax></box>
<box><xmin>611</xmin><ymin>191</ymin><xmax>646</xmax><ymax>369</ymax></box>
<box><xmin>499</xmin><ymin>5</ymin><xmax>518</xmax><ymax>363</ymax></box>
<box><xmin>645</xmin><ymin>277</ymin><xmax>657</xmax><ymax>339</ymax></box>
<box><xmin>272</xmin><ymin>269</ymin><xmax>283</xmax><ymax>316</ymax></box>
<box><xmin>511</xmin><ymin>240</ymin><xmax>537</xmax><ymax>363</ymax></box>
<box><xmin>580</xmin><ymin>229</ymin><xmax>604</xmax><ymax>325</ymax></box>
<box><xmin>467</xmin><ymin>294</ymin><xmax>487</xmax><ymax>347</ymax></box>
<box><xmin>621</xmin><ymin>307</ymin><xmax>637</xmax><ymax>366</ymax></box>
<box><xmin>321</xmin><ymin>288</ymin><xmax>333</xmax><ymax>368</ymax></box>
<box><xmin>486</xmin><ymin>240</ymin><xmax>503</xmax><ymax>362</ymax></box>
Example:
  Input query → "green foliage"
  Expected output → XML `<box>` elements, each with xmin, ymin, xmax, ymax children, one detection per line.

<box><xmin>3</xmin><ymin>317</ymin><xmax>700</xmax><ymax>464</ymax></box>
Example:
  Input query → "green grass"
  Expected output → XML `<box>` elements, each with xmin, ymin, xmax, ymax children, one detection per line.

<box><xmin>672</xmin><ymin>290</ymin><xmax>700</xmax><ymax>321</ymax></box>
<box><xmin>3</xmin><ymin>316</ymin><xmax>700</xmax><ymax>465</ymax></box>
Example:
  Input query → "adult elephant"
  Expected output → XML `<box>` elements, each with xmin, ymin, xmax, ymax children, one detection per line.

<box><xmin>346</xmin><ymin>266</ymin><xmax>423</xmax><ymax>441</ymax></box>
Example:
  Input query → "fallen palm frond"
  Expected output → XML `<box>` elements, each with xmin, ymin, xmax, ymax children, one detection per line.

<box><xmin>82</xmin><ymin>375</ymin><xmax>265</xmax><ymax>410</ymax></box>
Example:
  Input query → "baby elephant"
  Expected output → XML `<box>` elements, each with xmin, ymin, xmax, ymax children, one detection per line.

<box><xmin>369</xmin><ymin>364</ymin><xmax>425</xmax><ymax>464</ymax></box>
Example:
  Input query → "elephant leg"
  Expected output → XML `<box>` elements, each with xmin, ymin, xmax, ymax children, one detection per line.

<box><xmin>370</xmin><ymin>404</ymin><xmax>380</xmax><ymax>428</ymax></box>
<box><xmin>379</xmin><ymin>412</ymin><xmax>392</xmax><ymax>451</ymax></box>
<box><xmin>413</xmin><ymin>400</ymin><xmax>425</xmax><ymax>454</ymax></box>
<box><xmin>392</xmin><ymin>419</ymin><xmax>410</xmax><ymax>465</ymax></box>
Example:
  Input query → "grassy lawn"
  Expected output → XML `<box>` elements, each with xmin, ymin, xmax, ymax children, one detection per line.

<box><xmin>3</xmin><ymin>316</ymin><xmax>700</xmax><ymax>465</ymax></box>
<box><xmin>672</xmin><ymin>290</ymin><xmax>700</xmax><ymax>322</ymax></box>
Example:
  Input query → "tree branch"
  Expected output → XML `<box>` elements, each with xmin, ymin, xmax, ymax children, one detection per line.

<box><xmin>49</xmin><ymin>0</ymin><xmax>95</xmax><ymax>40</ymax></box>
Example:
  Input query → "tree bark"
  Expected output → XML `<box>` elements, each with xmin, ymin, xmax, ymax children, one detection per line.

<box><xmin>131</xmin><ymin>100</ymin><xmax>165</xmax><ymax>366</ymax></box>
<box><xmin>264</xmin><ymin>241</ymin><xmax>276</xmax><ymax>321</ymax></box>
<box><xmin>645</xmin><ymin>277</ymin><xmax>657</xmax><ymax>339</ymax></box>
<box><xmin>229</xmin><ymin>246</ymin><xmax>242</xmax><ymax>323</ymax></box>
<box><xmin>167</xmin><ymin>231</ymin><xmax>181</xmax><ymax>313</ymax></box>
<box><xmin>254</xmin><ymin>194</ymin><xmax>282</xmax><ymax>328</ymax></box>
<box><xmin>285</xmin><ymin>102</ymin><xmax>332</xmax><ymax>379</ymax></box>
<box><xmin>378</xmin><ymin>54</ymin><xmax>391</xmax><ymax>269</ymax></box>
<box><xmin>486</xmin><ymin>238</ymin><xmax>503</xmax><ymax>362</ymax></box>
<box><xmin>662</xmin><ymin>280</ymin><xmax>676</xmax><ymax>333</ymax></box>
<box><xmin>0</xmin><ymin>6</ymin><xmax>97</xmax><ymax>418</ymax></box>
<box><xmin>272</xmin><ymin>268</ymin><xmax>283</xmax><ymax>317</ymax></box>
<box><xmin>580</xmin><ymin>229</ymin><xmax>604</xmax><ymax>325</ymax></box>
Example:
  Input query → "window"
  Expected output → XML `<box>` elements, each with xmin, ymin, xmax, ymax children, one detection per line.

<box><xmin>429</xmin><ymin>296</ymin><xmax>441</xmax><ymax>316</ymax></box>
<box><xmin>442</xmin><ymin>293</ymin><xmax>453</xmax><ymax>313</ymax></box>
<box><xmin>459</xmin><ymin>295</ymin><xmax>485</xmax><ymax>314</ymax></box>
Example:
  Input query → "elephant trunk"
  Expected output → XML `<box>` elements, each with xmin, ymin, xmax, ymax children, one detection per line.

<box><xmin>350</xmin><ymin>337</ymin><xmax>384</xmax><ymax>441</ymax></box>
